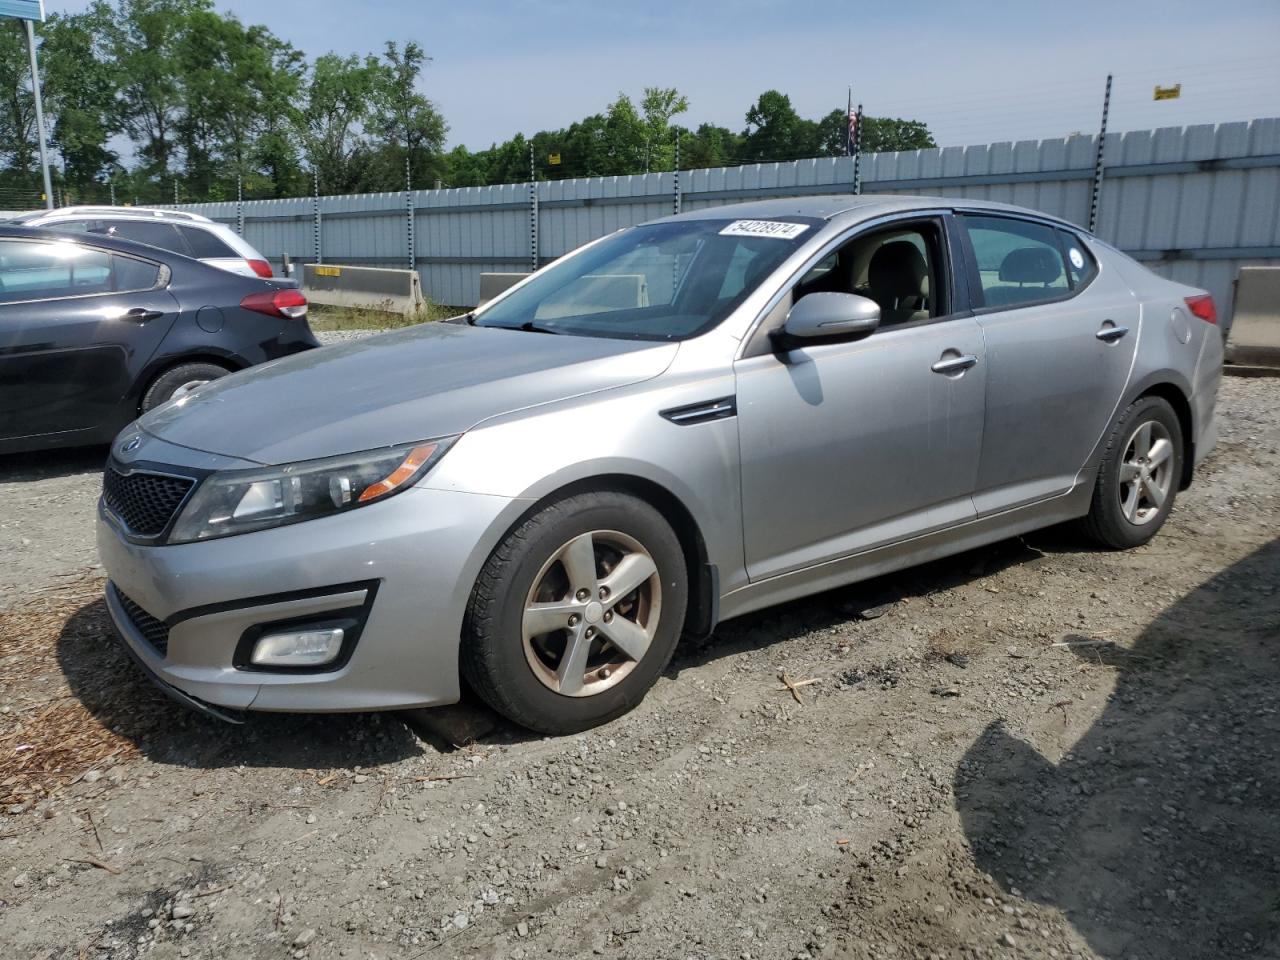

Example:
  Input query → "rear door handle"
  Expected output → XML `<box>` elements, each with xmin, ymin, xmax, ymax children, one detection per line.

<box><xmin>123</xmin><ymin>307</ymin><xmax>165</xmax><ymax>323</ymax></box>
<box><xmin>931</xmin><ymin>354</ymin><xmax>978</xmax><ymax>375</ymax></box>
<box><xmin>1096</xmin><ymin>325</ymin><xmax>1129</xmax><ymax>342</ymax></box>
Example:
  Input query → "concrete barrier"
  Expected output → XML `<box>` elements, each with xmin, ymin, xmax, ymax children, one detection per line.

<box><xmin>477</xmin><ymin>272</ymin><xmax>530</xmax><ymax>306</ymax></box>
<box><xmin>1226</xmin><ymin>267</ymin><xmax>1280</xmax><ymax>368</ymax></box>
<box><xmin>302</xmin><ymin>264</ymin><xmax>423</xmax><ymax>316</ymax></box>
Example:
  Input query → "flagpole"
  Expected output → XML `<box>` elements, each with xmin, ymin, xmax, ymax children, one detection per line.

<box><xmin>846</xmin><ymin>86</ymin><xmax>853</xmax><ymax>157</ymax></box>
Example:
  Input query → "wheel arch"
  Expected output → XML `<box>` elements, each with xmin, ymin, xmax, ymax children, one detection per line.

<box><xmin>131</xmin><ymin>352</ymin><xmax>245</xmax><ymax>411</ymax></box>
<box><xmin>1133</xmin><ymin>380</ymin><xmax>1196</xmax><ymax>491</ymax></box>
<box><xmin>493</xmin><ymin>473</ymin><xmax>717</xmax><ymax>642</ymax></box>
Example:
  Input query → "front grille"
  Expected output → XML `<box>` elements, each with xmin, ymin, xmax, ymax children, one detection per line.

<box><xmin>116</xmin><ymin>590</ymin><xmax>170</xmax><ymax>656</ymax></box>
<box><xmin>103</xmin><ymin>467</ymin><xmax>194</xmax><ymax>537</ymax></box>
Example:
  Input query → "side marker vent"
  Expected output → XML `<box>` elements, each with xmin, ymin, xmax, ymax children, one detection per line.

<box><xmin>660</xmin><ymin>396</ymin><xmax>737</xmax><ymax>426</ymax></box>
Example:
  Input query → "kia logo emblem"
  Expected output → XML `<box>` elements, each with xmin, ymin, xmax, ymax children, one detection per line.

<box><xmin>121</xmin><ymin>435</ymin><xmax>143</xmax><ymax>454</ymax></box>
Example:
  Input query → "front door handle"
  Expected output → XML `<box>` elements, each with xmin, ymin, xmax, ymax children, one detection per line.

<box><xmin>123</xmin><ymin>307</ymin><xmax>165</xmax><ymax>323</ymax></box>
<box><xmin>1096</xmin><ymin>324</ymin><xmax>1129</xmax><ymax>342</ymax></box>
<box><xmin>931</xmin><ymin>353</ymin><xmax>979</xmax><ymax>375</ymax></box>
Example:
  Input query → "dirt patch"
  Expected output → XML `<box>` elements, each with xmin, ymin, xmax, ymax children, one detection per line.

<box><xmin>0</xmin><ymin>377</ymin><xmax>1277</xmax><ymax>960</ymax></box>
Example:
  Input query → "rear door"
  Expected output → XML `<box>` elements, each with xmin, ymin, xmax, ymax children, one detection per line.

<box><xmin>959</xmin><ymin>213</ymin><xmax>1140</xmax><ymax>514</ymax></box>
<box><xmin>0</xmin><ymin>239</ymin><xmax>179</xmax><ymax>442</ymax></box>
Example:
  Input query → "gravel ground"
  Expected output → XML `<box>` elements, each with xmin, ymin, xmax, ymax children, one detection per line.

<box><xmin>1</xmin><ymin>372</ymin><xmax>1277</xmax><ymax>960</ymax></box>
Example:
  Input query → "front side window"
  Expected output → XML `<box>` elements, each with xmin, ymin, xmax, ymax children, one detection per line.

<box><xmin>476</xmin><ymin>218</ymin><xmax>818</xmax><ymax>341</ymax></box>
<box><xmin>0</xmin><ymin>239</ymin><xmax>112</xmax><ymax>302</ymax></box>
<box><xmin>793</xmin><ymin>221</ymin><xmax>946</xmax><ymax>326</ymax></box>
<box><xmin>963</xmin><ymin>215</ymin><xmax>1070</xmax><ymax>309</ymax></box>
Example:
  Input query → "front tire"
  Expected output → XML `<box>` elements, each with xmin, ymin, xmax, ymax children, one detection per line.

<box><xmin>462</xmin><ymin>491</ymin><xmax>688</xmax><ymax>735</ymax></box>
<box><xmin>1080</xmin><ymin>395</ymin><xmax>1183</xmax><ymax>549</ymax></box>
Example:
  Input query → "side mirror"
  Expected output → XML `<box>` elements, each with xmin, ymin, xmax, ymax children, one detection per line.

<box><xmin>777</xmin><ymin>292</ymin><xmax>880</xmax><ymax>346</ymax></box>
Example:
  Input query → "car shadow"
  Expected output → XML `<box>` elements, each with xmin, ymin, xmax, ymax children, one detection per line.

<box><xmin>55</xmin><ymin>598</ymin><xmax>425</xmax><ymax>770</ymax></box>
<box><xmin>955</xmin><ymin>537</ymin><xmax>1280</xmax><ymax>958</ymax></box>
<box><xmin>0</xmin><ymin>445</ymin><xmax>108</xmax><ymax>482</ymax></box>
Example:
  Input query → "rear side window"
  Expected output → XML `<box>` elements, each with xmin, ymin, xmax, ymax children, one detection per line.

<box><xmin>93</xmin><ymin>219</ymin><xmax>187</xmax><ymax>256</ymax></box>
<box><xmin>962</xmin><ymin>215</ymin><xmax>1069</xmax><ymax>309</ymax></box>
<box><xmin>1059</xmin><ymin>230</ymin><xmax>1099</xmax><ymax>289</ymax></box>
<box><xmin>0</xmin><ymin>239</ymin><xmax>112</xmax><ymax>301</ymax></box>
<box><xmin>112</xmin><ymin>255</ymin><xmax>162</xmax><ymax>292</ymax></box>
<box><xmin>177</xmin><ymin>225</ymin><xmax>237</xmax><ymax>259</ymax></box>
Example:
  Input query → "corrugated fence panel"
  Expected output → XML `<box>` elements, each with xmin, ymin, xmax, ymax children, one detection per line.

<box><xmin>174</xmin><ymin>118</ymin><xmax>1279</xmax><ymax>311</ymax></box>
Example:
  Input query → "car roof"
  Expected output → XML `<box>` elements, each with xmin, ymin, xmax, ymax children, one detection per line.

<box><xmin>657</xmin><ymin>194</ymin><xmax>1086</xmax><ymax>233</ymax></box>
<box><xmin>0</xmin><ymin>223</ymin><xmax>200</xmax><ymax>261</ymax></box>
<box><xmin>12</xmin><ymin>205</ymin><xmax>214</xmax><ymax>224</ymax></box>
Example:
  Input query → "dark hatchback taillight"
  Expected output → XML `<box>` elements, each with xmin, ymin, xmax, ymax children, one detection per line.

<box><xmin>1185</xmin><ymin>294</ymin><xmax>1217</xmax><ymax>325</ymax></box>
<box><xmin>241</xmin><ymin>288</ymin><xmax>308</xmax><ymax>320</ymax></box>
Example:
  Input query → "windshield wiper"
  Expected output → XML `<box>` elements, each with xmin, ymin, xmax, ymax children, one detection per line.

<box><xmin>517</xmin><ymin>320</ymin><xmax>560</xmax><ymax>335</ymax></box>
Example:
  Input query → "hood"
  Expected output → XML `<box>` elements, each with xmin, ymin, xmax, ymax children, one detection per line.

<box><xmin>141</xmin><ymin>322</ymin><xmax>677</xmax><ymax>464</ymax></box>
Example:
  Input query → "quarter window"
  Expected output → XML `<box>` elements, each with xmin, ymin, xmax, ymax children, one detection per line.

<box><xmin>963</xmin><ymin>215</ymin><xmax>1069</xmax><ymax>309</ymax></box>
<box><xmin>1059</xmin><ymin>230</ymin><xmax>1098</xmax><ymax>289</ymax></box>
<box><xmin>177</xmin><ymin>225</ymin><xmax>236</xmax><ymax>259</ymax></box>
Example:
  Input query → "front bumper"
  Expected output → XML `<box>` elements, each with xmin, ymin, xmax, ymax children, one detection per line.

<box><xmin>97</xmin><ymin>480</ymin><xmax>526</xmax><ymax>714</ymax></box>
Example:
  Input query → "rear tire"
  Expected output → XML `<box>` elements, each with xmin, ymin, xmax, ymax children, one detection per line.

<box><xmin>462</xmin><ymin>490</ymin><xmax>688</xmax><ymax>735</ymax></box>
<box><xmin>141</xmin><ymin>362</ymin><xmax>232</xmax><ymax>412</ymax></box>
<box><xmin>1079</xmin><ymin>395</ymin><xmax>1184</xmax><ymax>549</ymax></box>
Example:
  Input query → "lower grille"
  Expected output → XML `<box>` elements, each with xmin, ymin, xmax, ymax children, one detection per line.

<box><xmin>116</xmin><ymin>590</ymin><xmax>170</xmax><ymax>657</ymax></box>
<box><xmin>102</xmin><ymin>467</ymin><xmax>194</xmax><ymax>538</ymax></box>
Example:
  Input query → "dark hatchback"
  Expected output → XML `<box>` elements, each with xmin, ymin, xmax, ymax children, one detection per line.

<box><xmin>0</xmin><ymin>225</ymin><xmax>318</xmax><ymax>455</ymax></box>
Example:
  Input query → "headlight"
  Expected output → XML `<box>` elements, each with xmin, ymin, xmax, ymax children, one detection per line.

<box><xmin>168</xmin><ymin>438</ymin><xmax>455</xmax><ymax>543</ymax></box>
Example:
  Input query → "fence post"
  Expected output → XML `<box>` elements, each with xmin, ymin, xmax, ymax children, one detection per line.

<box><xmin>673</xmin><ymin>130</ymin><xmax>682</xmax><ymax>215</ymax></box>
<box><xmin>852</xmin><ymin>103</ymin><xmax>863</xmax><ymax>195</ymax></box>
<box><xmin>312</xmin><ymin>169</ymin><xmax>322</xmax><ymax>265</ymax></box>
<box><xmin>1088</xmin><ymin>73</ymin><xmax>1112</xmax><ymax>234</ymax></box>
<box><xmin>405</xmin><ymin>156</ymin><xmax>415</xmax><ymax>272</ymax></box>
<box><xmin>236</xmin><ymin>174</ymin><xmax>244</xmax><ymax>236</ymax></box>
<box><xmin>529</xmin><ymin>143</ymin><xmax>538</xmax><ymax>272</ymax></box>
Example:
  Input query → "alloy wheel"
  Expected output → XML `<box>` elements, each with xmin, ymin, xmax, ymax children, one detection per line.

<box><xmin>1118</xmin><ymin>420</ymin><xmax>1175</xmax><ymax>526</ymax></box>
<box><xmin>521</xmin><ymin>529</ymin><xmax>662</xmax><ymax>697</ymax></box>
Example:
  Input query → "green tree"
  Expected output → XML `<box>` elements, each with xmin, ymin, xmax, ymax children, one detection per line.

<box><xmin>41</xmin><ymin>7</ymin><xmax>120</xmax><ymax>190</ymax></box>
<box><xmin>363</xmin><ymin>41</ymin><xmax>448</xmax><ymax>189</ymax></box>
<box><xmin>298</xmin><ymin>52</ymin><xmax>385</xmax><ymax>192</ymax></box>
<box><xmin>815</xmin><ymin>108</ymin><xmax>936</xmax><ymax>155</ymax></box>
<box><xmin>740</xmin><ymin>90</ymin><xmax>819</xmax><ymax>163</ymax></box>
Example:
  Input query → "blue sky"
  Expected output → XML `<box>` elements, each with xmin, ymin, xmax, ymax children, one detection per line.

<box><xmin>47</xmin><ymin>0</ymin><xmax>1280</xmax><ymax>151</ymax></box>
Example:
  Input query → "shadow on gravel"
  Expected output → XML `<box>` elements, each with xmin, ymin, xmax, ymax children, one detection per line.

<box><xmin>56</xmin><ymin>598</ymin><xmax>424</xmax><ymax>771</ymax></box>
<box><xmin>0</xmin><ymin>445</ymin><xmax>108</xmax><ymax>482</ymax></box>
<box><xmin>956</xmin><ymin>537</ymin><xmax>1280</xmax><ymax>959</ymax></box>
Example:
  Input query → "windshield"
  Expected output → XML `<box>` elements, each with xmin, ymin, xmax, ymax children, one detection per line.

<box><xmin>475</xmin><ymin>217</ymin><xmax>819</xmax><ymax>341</ymax></box>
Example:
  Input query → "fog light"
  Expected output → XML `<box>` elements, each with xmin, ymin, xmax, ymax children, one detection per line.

<box><xmin>250</xmin><ymin>627</ymin><xmax>345</xmax><ymax>667</ymax></box>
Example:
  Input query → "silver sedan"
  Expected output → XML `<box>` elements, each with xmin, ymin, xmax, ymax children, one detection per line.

<box><xmin>97</xmin><ymin>196</ymin><xmax>1223</xmax><ymax>733</ymax></box>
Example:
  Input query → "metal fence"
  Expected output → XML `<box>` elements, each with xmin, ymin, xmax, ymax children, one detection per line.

<box><xmin>170</xmin><ymin>117</ymin><xmax>1280</xmax><ymax>317</ymax></box>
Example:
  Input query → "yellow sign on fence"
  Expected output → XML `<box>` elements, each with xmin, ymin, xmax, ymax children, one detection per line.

<box><xmin>314</xmin><ymin>266</ymin><xmax>342</xmax><ymax>278</ymax></box>
<box><xmin>548</xmin><ymin>153</ymin><xmax>562</xmax><ymax>165</ymax></box>
<box><xmin>1153</xmin><ymin>84</ymin><xmax>1182</xmax><ymax>101</ymax></box>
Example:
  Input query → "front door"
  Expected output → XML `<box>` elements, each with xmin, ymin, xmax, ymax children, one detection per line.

<box><xmin>957</xmin><ymin>214</ymin><xmax>1141</xmax><ymax>514</ymax></box>
<box><xmin>735</xmin><ymin>216</ymin><xmax>987</xmax><ymax>582</ymax></box>
<box><xmin>0</xmin><ymin>238</ymin><xmax>178</xmax><ymax>443</ymax></box>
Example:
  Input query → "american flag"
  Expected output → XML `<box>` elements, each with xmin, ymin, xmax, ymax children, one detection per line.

<box><xmin>846</xmin><ymin>92</ymin><xmax>860</xmax><ymax>157</ymax></box>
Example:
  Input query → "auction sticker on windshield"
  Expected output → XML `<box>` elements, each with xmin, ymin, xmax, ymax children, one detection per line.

<box><xmin>719</xmin><ymin>220</ymin><xmax>810</xmax><ymax>240</ymax></box>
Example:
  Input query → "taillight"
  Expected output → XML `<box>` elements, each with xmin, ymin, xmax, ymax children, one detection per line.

<box><xmin>247</xmin><ymin>259</ymin><xmax>274</xmax><ymax>278</ymax></box>
<box><xmin>1184</xmin><ymin>294</ymin><xmax>1217</xmax><ymax>325</ymax></box>
<box><xmin>241</xmin><ymin>288</ymin><xmax>307</xmax><ymax>320</ymax></box>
